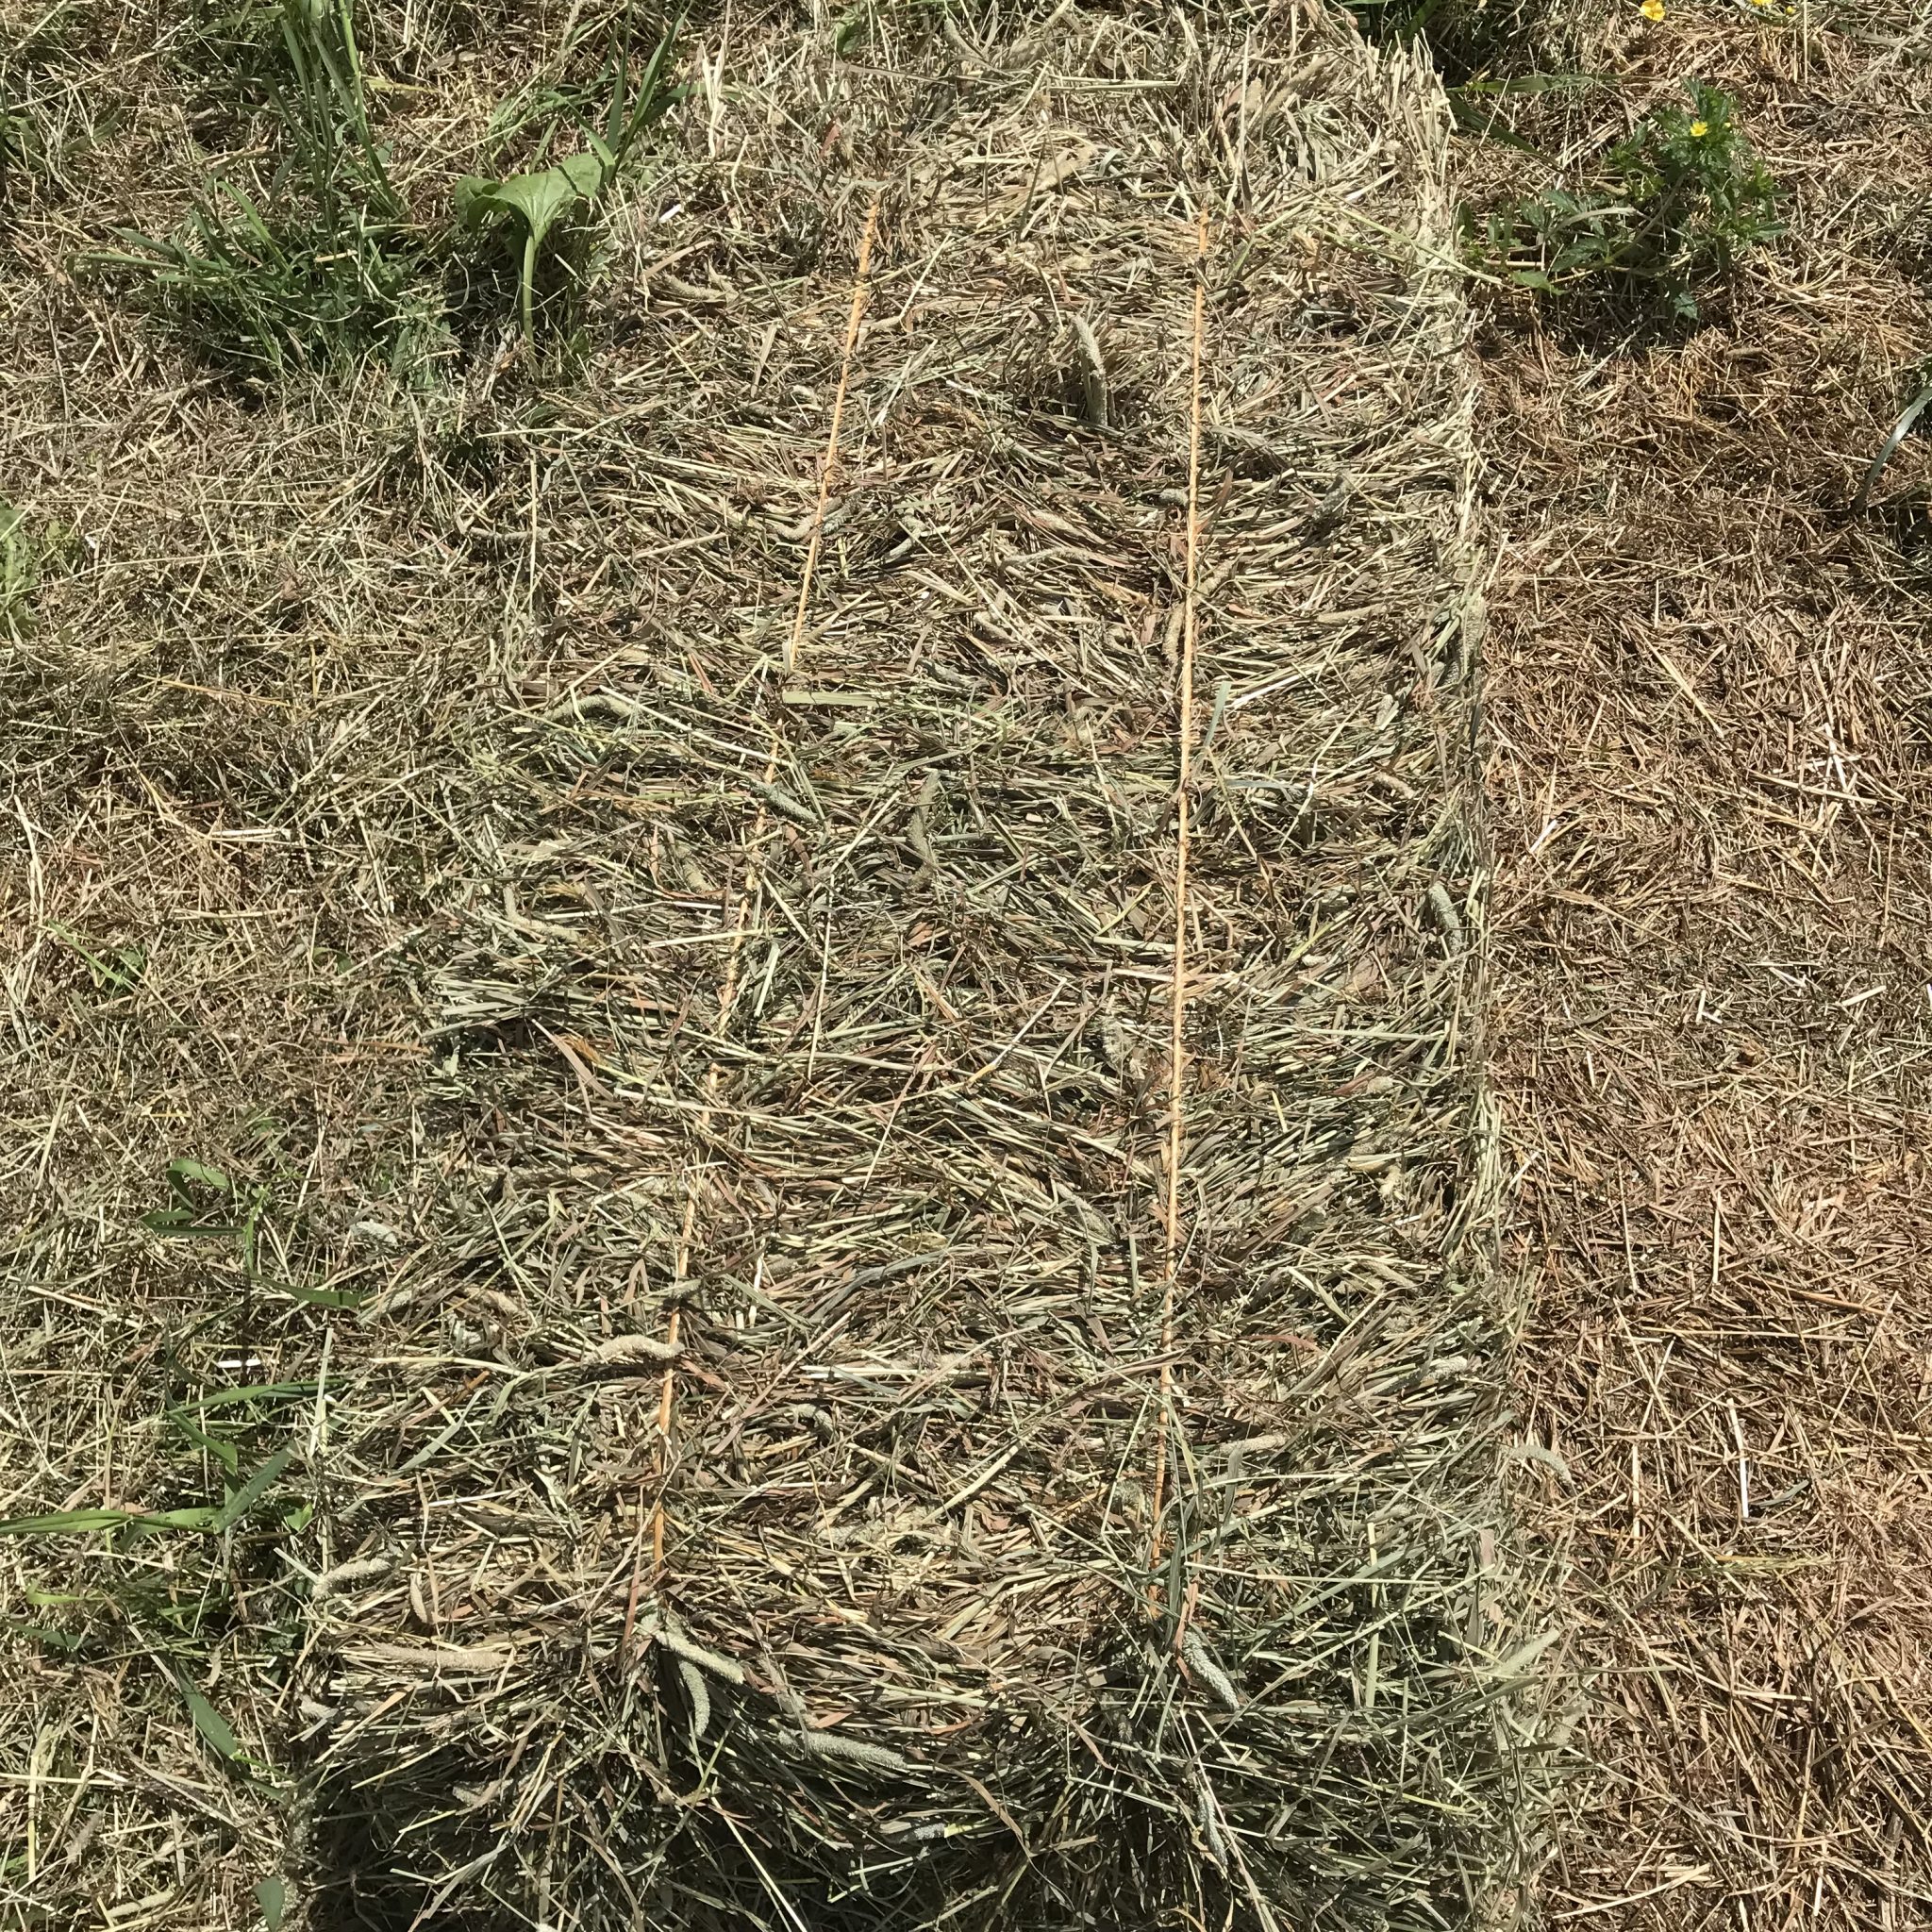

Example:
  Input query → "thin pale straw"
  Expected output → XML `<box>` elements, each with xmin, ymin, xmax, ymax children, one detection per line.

<box><xmin>1147</xmin><ymin>209</ymin><xmax>1210</xmax><ymax>1612</ymax></box>
<box><xmin>628</xmin><ymin>202</ymin><xmax>882</xmax><ymax>1634</ymax></box>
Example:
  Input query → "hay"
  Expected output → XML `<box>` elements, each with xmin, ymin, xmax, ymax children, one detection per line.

<box><xmin>0</xmin><ymin>3</ymin><xmax>1537</xmax><ymax>1926</ymax></box>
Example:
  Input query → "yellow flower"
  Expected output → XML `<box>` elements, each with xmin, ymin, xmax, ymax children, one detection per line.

<box><xmin>1690</xmin><ymin>118</ymin><xmax>1709</xmax><ymax>137</ymax></box>
<box><xmin>1640</xmin><ymin>0</ymin><xmax>1665</xmax><ymax>17</ymax></box>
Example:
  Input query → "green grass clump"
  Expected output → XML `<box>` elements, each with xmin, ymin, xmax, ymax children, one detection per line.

<box><xmin>1471</xmin><ymin>82</ymin><xmax>1782</xmax><ymax>321</ymax></box>
<box><xmin>109</xmin><ymin>187</ymin><xmax>438</xmax><ymax>379</ymax></box>
<box><xmin>98</xmin><ymin>3</ymin><xmax>686</xmax><ymax>380</ymax></box>
<box><xmin>98</xmin><ymin>0</ymin><xmax>432</xmax><ymax>378</ymax></box>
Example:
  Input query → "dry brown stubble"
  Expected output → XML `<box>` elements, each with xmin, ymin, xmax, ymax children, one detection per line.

<box><xmin>1476</xmin><ymin>5</ymin><xmax>1932</xmax><ymax>1924</ymax></box>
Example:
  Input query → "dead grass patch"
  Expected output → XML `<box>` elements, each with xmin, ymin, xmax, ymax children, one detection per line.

<box><xmin>1476</xmin><ymin>3</ymin><xmax>1932</xmax><ymax>1922</ymax></box>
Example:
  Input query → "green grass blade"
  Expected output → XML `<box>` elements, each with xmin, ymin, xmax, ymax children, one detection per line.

<box><xmin>176</xmin><ymin>1674</ymin><xmax>242</xmax><ymax>1759</ymax></box>
<box><xmin>0</xmin><ymin>1508</ymin><xmax>142</xmax><ymax>1535</ymax></box>
<box><xmin>212</xmin><ymin>1446</ymin><xmax>294</xmax><ymax>1533</ymax></box>
<box><xmin>0</xmin><ymin>1505</ymin><xmax>218</xmax><ymax>1535</ymax></box>
<box><xmin>167</xmin><ymin>1156</ymin><xmax>231</xmax><ymax>1198</ymax></box>
<box><xmin>271</xmin><ymin>1278</ymin><xmax>367</xmax><ymax>1307</ymax></box>
<box><xmin>172</xmin><ymin>1381</ymin><xmax>319</xmax><ymax>1414</ymax></box>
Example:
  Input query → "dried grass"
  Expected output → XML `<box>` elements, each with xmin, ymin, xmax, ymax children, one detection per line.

<box><xmin>0</xmin><ymin>2</ymin><xmax>1541</xmax><ymax>1927</ymax></box>
<box><xmin>1476</xmin><ymin>2</ymin><xmax>1932</xmax><ymax>1924</ymax></box>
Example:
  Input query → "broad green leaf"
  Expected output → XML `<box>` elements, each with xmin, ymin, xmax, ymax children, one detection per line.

<box><xmin>458</xmin><ymin>18</ymin><xmax>684</xmax><ymax>356</ymax></box>
<box><xmin>835</xmin><ymin>2</ymin><xmax>875</xmax><ymax>52</ymax></box>
<box><xmin>462</xmin><ymin>152</ymin><xmax>607</xmax><ymax>249</ymax></box>
<box><xmin>212</xmin><ymin>1447</ymin><xmax>294</xmax><ymax>1534</ymax></box>
<box><xmin>458</xmin><ymin>152</ymin><xmax>608</xmax><ymax>351</ymax></box>
<box><xmin>257</xmin><ymin>1876</ymin><xmax>288</xmax><ymax>1931</ymax></box>
<box><xmin>453</xmin><ymin>173</ymin><xmax>494</xmax><ymax>230</ymax></box>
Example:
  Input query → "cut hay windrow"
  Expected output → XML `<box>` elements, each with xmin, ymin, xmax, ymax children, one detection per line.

<box><xmin>0</xmin><ymin>4</ymin><xmax>1535</xmax><ymax>1927</ymax></box>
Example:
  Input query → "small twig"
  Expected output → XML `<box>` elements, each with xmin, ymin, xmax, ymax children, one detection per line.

<box><xmin>644</xmin><ymin>201</ymin><xmax>883</xmax><ymax>1590</ymax></box>
<box><xmin>1146</xmin><ymin>212</ymin><xmax>1210</xmax><ymax>1612</ymax></box>
<box><xmin>785</xmin><ymin>204</ymin><xmax>880</xmax><ymax>672</ymax></box>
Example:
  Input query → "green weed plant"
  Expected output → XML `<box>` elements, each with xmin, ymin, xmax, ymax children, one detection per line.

<box><xmin>455</xmin><ymin>22</ymin><xmax>685</xmax><ymax>356</ymax></box>
<box><xmin>1473</xmin><ymin>82</ymin><xmax>1782</xmax><ymax>320</ymax></box>
<box><xmin>96</xmin><ymin>5</ymin><xmax>685</xmax><ymax>379</ymax></box>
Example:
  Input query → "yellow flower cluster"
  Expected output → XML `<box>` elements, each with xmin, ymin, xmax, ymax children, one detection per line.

<box><xmin>1640</xmin><ymin>0</ymin><xmax>1665</xmax><ymax>19</ymax></box>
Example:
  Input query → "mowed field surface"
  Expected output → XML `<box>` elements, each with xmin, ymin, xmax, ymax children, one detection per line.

<box><xmin>5</xmin><ymin>0</ymin><xmax>1930</xmax><ymax>1926</ymax></box>
<box><xmin>1478</xmin><ymin>5</ymin><xmax>1932</xmax><ymax>1924</ymax></box>
<box><xmin>0</xmin><ymin>4</ymin><xmax>1531</xmax><ymax>1928</ymax></box>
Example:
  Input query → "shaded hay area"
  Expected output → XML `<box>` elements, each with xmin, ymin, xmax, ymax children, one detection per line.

<box><xmin>0</xmin><ymin>4</ymin><xmax>1533</xmax><ymax>1926</ymax></box>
